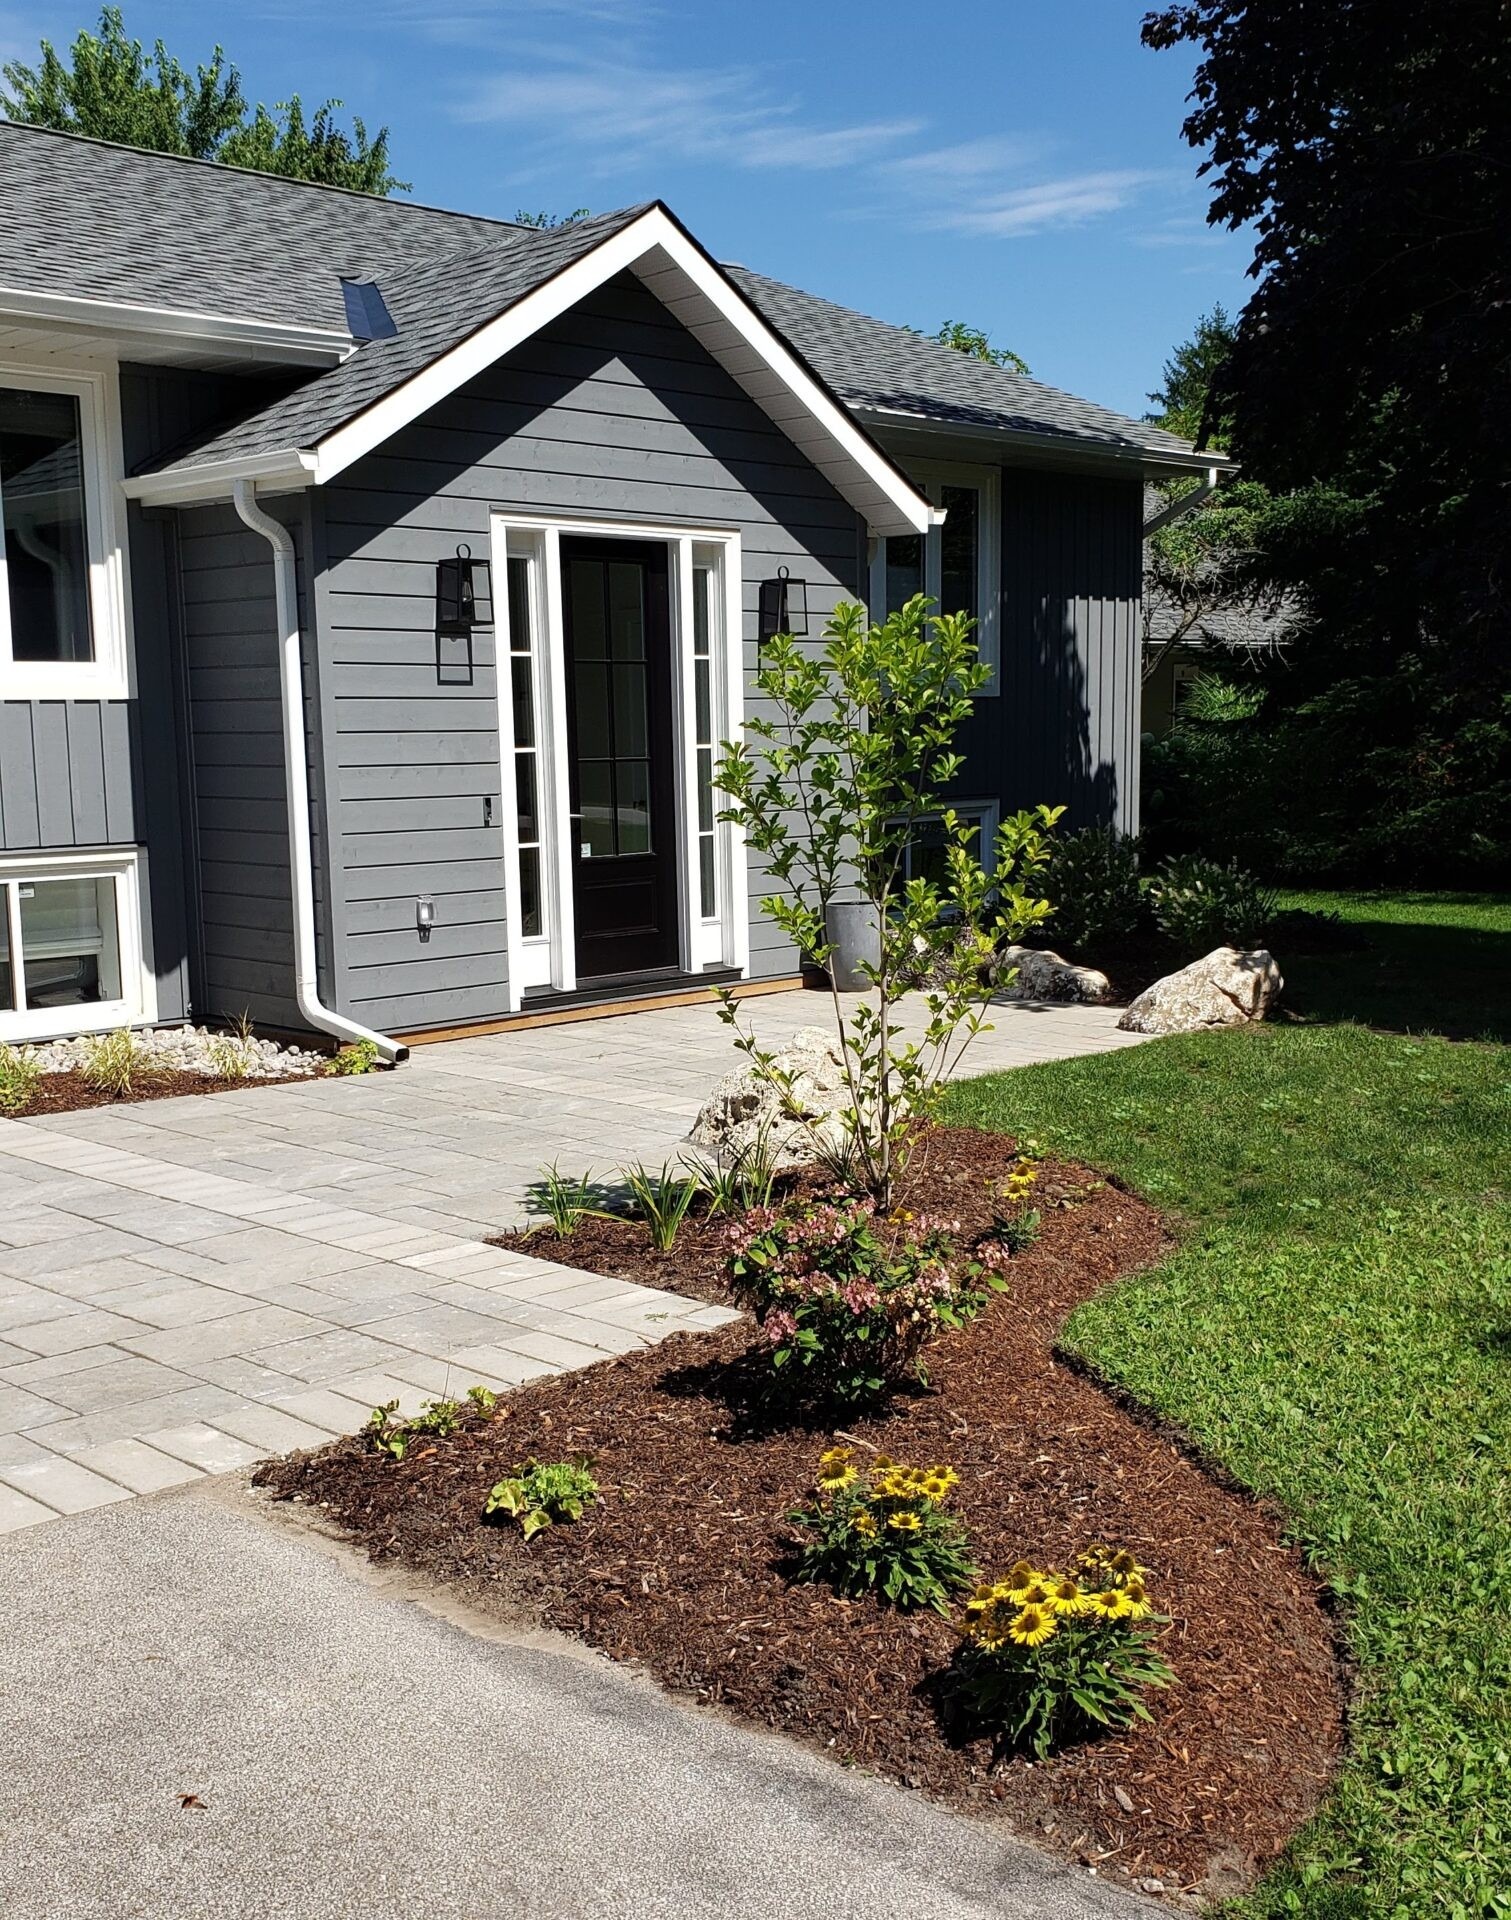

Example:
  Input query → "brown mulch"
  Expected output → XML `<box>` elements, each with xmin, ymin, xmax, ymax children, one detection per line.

<box><xmin>4</xmin><ymin>1066</ymin><xmax>313</xmax><ymax>1117</ymax></box>
<box><xmin>259</xmin><ymin>1131</ymin><xmax>1344</xmax><ymax>1904</ymax></box>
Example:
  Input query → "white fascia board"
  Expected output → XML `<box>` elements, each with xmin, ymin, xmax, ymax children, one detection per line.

<box><xmin>852</xmin><ymin>401</ymin><xmax>1241</xmax><ymax>478</ymax></box>
<box><xmin>122</xmin><ymin>448</ymin><xmax>318</xmax><ymax>507</ymax></box>
<box><xmin>308</xmin><ymin>208</ymin><xmax>934</xmax><ymax>535</ymax></box>
<box><xmin>0</xmin><ymin>284</ymin><xmax>354</xmax><ymax>366</ymax></box>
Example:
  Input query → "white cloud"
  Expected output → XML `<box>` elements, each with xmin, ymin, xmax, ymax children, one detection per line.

<box><xmin>938</xmin><ymin>170</ymin><xmax>1159</xmax><ymax>238</ymax></box>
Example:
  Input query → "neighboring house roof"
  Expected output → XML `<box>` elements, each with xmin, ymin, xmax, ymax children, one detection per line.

<box><xmin>727</xmin><ymin>267</ymin><xmax>1210</xmax><ymax>470</ymax></box>
<box><xmin>1140</xmin><ymin>483</ymin><xmax>1300</xmax><ymax>652</ymax></box>
<box><xmin>0</xmin><ymin>123</ymin><xmax>1224</xmax><ymax>518</ymax></box>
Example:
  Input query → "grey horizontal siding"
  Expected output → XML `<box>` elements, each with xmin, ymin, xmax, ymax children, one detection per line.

<box><xmin>315</xmin><ymin>269</ymin><xmax>860</xmax><ymax>1031</ymax></box>
<box><xmin>176</xmin><ymin>500</ymin><xmax>313</xmax><ymax>1032</ymax></box>
<box><xmin>951</xmin><ymin>468</ymin><xmax>1143</xmax><ymax>840</ymax></box>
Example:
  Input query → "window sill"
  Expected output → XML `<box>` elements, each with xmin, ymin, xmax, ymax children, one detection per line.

<box><xmin>0</xmin><ymin>668</ymin><xmax>129</xmax><ymax>703</ymax></box>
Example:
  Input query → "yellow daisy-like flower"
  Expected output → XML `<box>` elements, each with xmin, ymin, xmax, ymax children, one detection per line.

<box><xmin>852</xmin><ymin>1511</ymin><xmax>878</xmax><ymax>1539</ymax></box>
<box><xmin>887</xmin><ymin>1510</ymin><xmax>922</xmax><ymax>1533</ymax></box>
<box><xmin>963</xmin><ymin>1582</ymin><xmax>997</xmax><ymax>1616</ymax></box>
<box><xmin>1121</xmin><ymin>1577</ymin><xmax>1153</xmax><ymax>1619</ymax></box>
<box><xmin>818</xmin><ymin>1445</ymin><xmax>853</xmax><ymax>1472</ymax></box>
<box><xmin>871</xmin><ymin>1454</ymin><xmax>895</xmax><ymax>1471</ymax></box>
<box><xmin>817</xmin><ymin>1446</ymin><xmax>858</xmax><ymax>1491</ymax></box>
<box><xmin>1007</xmin><ymin>1603</ymin><xmax>1058</xmax><ymax>1648</ymax></box>
<box><xmin>1002</xmin><ymin>1559</ymin><xmax>1041</xmax><ymax>1600</ymax></box>
<box><xmin>1018</xmin><ymin>1579</ymin><xmax>1055</xmax><ymax>1610</ymax></box>
<box><xmin>925</xmin><ymin>1465</ymin><xmax>959</xmax><ymax>1493</ymax></box>
<box><xmin>1045</xmin><ymin>1574</ymin><xmax>1083</xmax><ymax>1615</ymax></box>
<box><xmin>1109</xmin><ymin>1549</ymin><xmax>1144</xmax><ymax>1581</ymax></box>
<box><xmin>1082</xmin><ymin>1587</ymin><xmax>1134</xmax><ymax>1621</ymax></box>
<box><xmin>920</xmin><ymin>1475</ymin><xmax>950</xmax><ymax>1501</ymax></box>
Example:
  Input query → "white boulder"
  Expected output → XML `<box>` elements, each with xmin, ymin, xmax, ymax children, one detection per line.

<box><xmin>1117</xmin><ymin>947</ymin><xmax>1282</xmax><ymax>1035</ymax></box>
<box><xmin>994</xmin><ymin>945</ymin><xmax>1113</xmax><ymax>1005</ymax></box>
<box><xmin>687</xmin><ymin>1025</ymin><xmax>856</xmax><ymax>1167</ymax></box>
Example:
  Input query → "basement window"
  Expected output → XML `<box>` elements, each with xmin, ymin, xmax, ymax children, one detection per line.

<box><xmin>0</xmin><ymin>850</ymin><xmax>151</xmax><ymax>1042</ymax></box>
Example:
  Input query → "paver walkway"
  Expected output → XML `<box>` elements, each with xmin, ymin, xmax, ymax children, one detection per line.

<box><xmin>0</xmin><ymin>990</ymin><xmax>1145</xmax><ymax>1529</ymax></box>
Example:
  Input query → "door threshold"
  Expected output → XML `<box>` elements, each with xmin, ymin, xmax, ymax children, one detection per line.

<box><xmin>393</xmin><ymin>973</ymin><xmax>804</xmax><ymax>1046</ymax></box>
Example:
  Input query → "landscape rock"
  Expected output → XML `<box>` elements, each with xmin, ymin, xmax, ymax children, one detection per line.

<box><xmin>993</xmin><ymin>945</ymin><xmax>1113</xmax><ymax>1004</ymax></box>
<box><xmin>1117</xmin><ymin>946</ymin><xmax>1282</xmax><ymax>1035</ymax></box>
<box><xmin>20</xmin><ymin>1024</ymin><xmax>325</xmax><ymax>1080</ymax></box>
<box><xmin>686</xmin><ymin>1025</ymin><xmax>856</xmax><ymax>1167</ymax></box>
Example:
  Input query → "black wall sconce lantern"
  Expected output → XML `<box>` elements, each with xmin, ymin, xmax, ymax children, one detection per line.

<box><xmin>757</xmin><ymin>565</ymin><xmax>808</xmax><ymax>644</ymax></box>
<box><xmin>435</xmin><ymin>543</ymin><xmax>493</xmax><ymax>684</ymax></box>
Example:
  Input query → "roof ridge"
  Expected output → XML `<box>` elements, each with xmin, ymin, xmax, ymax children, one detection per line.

<box><xmin>0</xmin><ymin>116</ymin><xmax>530</xmax><ymax>231</ymax></box>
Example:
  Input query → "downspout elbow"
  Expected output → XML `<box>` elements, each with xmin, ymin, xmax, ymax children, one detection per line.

<box><xmin>231</xmin><ymin>479</ymin><xmax>407</xmax><ymax>1065</ymax></box>
<box><xmin>1142</xmin><ymin>463</ymin><xmax>1223</xmax><ymax>538</ymax></box>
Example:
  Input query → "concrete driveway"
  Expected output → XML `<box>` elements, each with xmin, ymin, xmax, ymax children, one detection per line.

<box><xmin>0</xmin><ymin>991</ymin><xmax>1144</xmax><ymax>1531</ymax></box>
<box><xmin>0</xmin><ymin>1482</ymin><xmax>1150</xmax><ymax>1920</ymax></box>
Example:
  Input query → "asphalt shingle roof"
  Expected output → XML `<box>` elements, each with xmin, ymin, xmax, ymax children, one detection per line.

<box><xmin>0</xmin><ymin>123</ymin><xmax>1212</xmax><ymax>479</ymax></box>
<box><xmin>0</xmin><ymin>121</ymin><xmax>518</xmax><ymax>330</ymax></box>
<box><xmin>726</xmin><ymin>266</ymin><xmax>1202</xmax><ymax>464</ymax></box>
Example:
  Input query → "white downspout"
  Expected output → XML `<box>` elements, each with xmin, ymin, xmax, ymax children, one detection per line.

<box><xmin>1142</xmin><ymin>462</ymin><xmax>1223</xmax><ymax>537</ymax></box>
<box><xmin>232</xmin><ymin>480</ymin><xmax>408</xmax><ymax>1064</ymax></box>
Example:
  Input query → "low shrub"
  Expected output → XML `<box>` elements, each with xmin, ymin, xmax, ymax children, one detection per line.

<box><xmin>485</xmin><ymin>1459</ymin><xmax>598</xmax><ymax>1540</ymax></box>
<box><xmin>82</xmin><ymin>1026</ymin><xmax>158</xmax><ymax>1098</ymax></box>
<box><xmin>1149</xmin><ymin>853</ymin><xmax>1277</xmax><ymax>956</ymax></box>
<box><xmin>529</xmin><ymin>1162</ymin><xmax>607</xmax><ymax>1237</ymax></box>
<box><xmin>0</xmin><ymin>1044</ymin><xmax>42</xmax><ymax>1116</ymax></box>
<box><xmin>325</xmin><ymin>1039</ymin><xmax>381</xmax><ymax>1076</ymax></box>
<box><xmin>726</xmin><ymin>1197</ymin><xmax>1002</xmax><ymax>1405</ymax></box>
<box><xmin>1042</xmin><ymin>827</ymin><xmax>1144</xmax><ymax>955</ymax></box>
<box><xmin>622</xmin><ymin>1160</ymin><xmax>702</xmax><ymax>1251</ymax></box>
<box><xmin>790</xmin><ymin>1447</ymin><xmax>976</xmax><ymax>1613</ymax></box>
<box><xmin>951</xmin><ymin>1545</ymin><xmax>1175</xmax><ymax>1759</ymax></box>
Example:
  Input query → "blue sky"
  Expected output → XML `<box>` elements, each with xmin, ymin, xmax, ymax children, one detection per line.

<box><xmin>1</xmin><ymin>0</ymin><xmax>1255</xmax><ymax>419</ymax></box>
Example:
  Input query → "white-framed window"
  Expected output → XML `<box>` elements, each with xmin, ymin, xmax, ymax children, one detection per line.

<box><xmin>898</xmin><ymin>798</ymin><xmax>1002</xmax><ymax>888</ymax></box>
<box><xmin>0</xmin><ymin>363</ymin><xmax>130</xmax><ymax>699</ymax></box>
<box><xmin>870</xmin><ymin>461</ymin><xmax>1000</xmax><ymax>693</ymax></box>
<box><xmin>0</xmin><ymin>848</ymin><xmax>154</xmax><ymax>1042</ymax></box>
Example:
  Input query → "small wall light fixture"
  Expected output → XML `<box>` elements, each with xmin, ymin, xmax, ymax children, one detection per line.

<box><xmin>757</xmin><ymin>565</ymin><xmax>808</xmax><ymax>643</ymax></box>
<box><xmin>436</xmin><ymin>543</ymin><xmax>493</xmax><ymax>636</ymax></box>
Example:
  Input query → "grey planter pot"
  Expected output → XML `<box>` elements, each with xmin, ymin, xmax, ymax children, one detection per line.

<box><xmin>824</xmin><ymin>900</ymin><xmax>881</xmax><ymax>992</ymax></box>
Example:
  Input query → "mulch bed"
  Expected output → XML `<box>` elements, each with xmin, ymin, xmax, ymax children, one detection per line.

<box><xmin>2</xmin><ymin>1066</ymin><xmax>315</xmax><ymax>1118</ymax></box>
<box><xmin>259</xmin><ymin>1128</ymin><xmax>1344</xmax><ymax>1904</ymax></box>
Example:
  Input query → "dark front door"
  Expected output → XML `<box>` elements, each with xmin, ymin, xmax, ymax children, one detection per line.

<box><xmin>561</xmin><ymin>537</ymin><xmax>680</xmax><ymax>980</ymax></box>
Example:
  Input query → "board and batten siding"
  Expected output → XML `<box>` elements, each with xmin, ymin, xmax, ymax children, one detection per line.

<box><xmin>174</xmin><ymin>497</ymin><xmax>331</xmax><ymax>1032</ymax></box>
<box><xmin>313</xmin><ymin>270</ymin><xmax>863</xmax><ymax>1035</ymax></box>
<box><xmin>952</xmin><ymin>467</ymin><xmax>1144</xmax><ymax>840</ymax></box>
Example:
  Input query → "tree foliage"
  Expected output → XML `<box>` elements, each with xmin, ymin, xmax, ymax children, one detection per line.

<box><xmin>1144</xmin><ymin>303</ymin><xmax>1234</xmax><ymax>448</ymax></box>
<box><xmin>932</xmin><ymin>320</ymin><xmax>1029</xmax><ymax>376</ymax></box>
<box><xmin>1141</xmin><ymin>0</ymin><xmax>1511</xmax><ymax>882</ymax></box>
<box><xmin>1</xmin><ymin>7</ymin><xmax>404</xmax><ymax>193</ymax></box>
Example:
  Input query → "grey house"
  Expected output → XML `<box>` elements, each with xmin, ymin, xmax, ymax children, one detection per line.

<box><xmin>0</xmin><ymin>124</ymin><xmax>1220</xmax><ymax>1057</ymax></box>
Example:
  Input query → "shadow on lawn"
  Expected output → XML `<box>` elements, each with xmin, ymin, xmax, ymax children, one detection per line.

<box><xmin>1283</xmin><ymin>902</ymin><xmax>1511</xmax><ymax>1043</ymax></box>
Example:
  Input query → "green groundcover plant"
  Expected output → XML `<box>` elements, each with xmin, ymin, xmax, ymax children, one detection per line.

<box><xmin>485</xmin><ymin>1460</ymin><xmax>598</xmax><ymax>1540</ymax></box>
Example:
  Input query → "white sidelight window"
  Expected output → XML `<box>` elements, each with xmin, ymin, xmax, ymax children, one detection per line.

<box><xmin>0</xmin><ymin>366</ymin><xmax>129</xmax><ymax>699</ymax></box>
<box><xmin>490</xmin><ymin>513</ymin><xmax>748</xmax><ymax>1009</ymax></box>
<box><xmin>0</xmin><ymin>849</ymin><xmax>153</xmax><ymax>1041</ymax></box>
<box><xmin>871</xmin><ymin>461</ymin><xmax>1000</xmax><ymax>692</ymax></box>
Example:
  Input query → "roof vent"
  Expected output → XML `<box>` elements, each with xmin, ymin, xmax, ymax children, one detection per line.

<box><xmin>340</xmin><ymin>278</ymin><xmax>398</xmax><ymax>343</ymax></box>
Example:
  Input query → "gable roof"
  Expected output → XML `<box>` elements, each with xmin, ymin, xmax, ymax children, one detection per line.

<box><xmin>727</xmin><ymin>268</ymin><xmax>1221</xmax><ymax>471</ymax></box>
<box><xmin>0</xmin><ymin>123</ymin><xmax>1225</xmax><ymax>521</ymax></box>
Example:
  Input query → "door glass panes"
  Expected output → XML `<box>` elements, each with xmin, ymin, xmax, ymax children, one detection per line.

<box><xmin>692</xmin><ymin>565</ymin><xmax>717</xmax><ymax>918</ymax></box>
<box><xmin>1</xmin><ymin>388</ymin><xmax>94</xmax><ymax>664</ymax></box>
<box><xmin>884</xmin><ymin>533</ymin><xmax>924</xmax><ymax>616</ymax></box>
<box><xmin>940</xmin><ymin>485</ymin><xmax>980</xmax><ymax>624</ymax></box>
<box><xmin>570</xmin><ymin>556</ymin><xmax>654</xmax><ymax>858</ymax></box>
<box><xmin>507</xmin><ymin>555</ymin><xmax>544</xmax><ymax>937</ymax></box>
<box><xmin>15</xmin><ymin>875</ymin><xmax>120</xmax><ymax>1008</ymax></box>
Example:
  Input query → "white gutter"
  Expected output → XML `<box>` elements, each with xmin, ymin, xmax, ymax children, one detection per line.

<box><xmin>1143</xmin><ymin>463</ymin><xmax>1224</xmax><ymax>536</ymax></box>
<box><xmin>231</xmin><ymin>479</ymin><xmax>408</xmax><ymax>1065</ymax></box>
<box><xmin>0</xmin><ymin>283</ymin><xmax>355</xmax><ymax>365</ymax></box>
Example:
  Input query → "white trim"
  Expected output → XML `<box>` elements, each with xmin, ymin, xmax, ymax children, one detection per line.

<box><xmin>869</xmin><ymin>459</ymin><xmax>1001</xmax><ymax>695</ymax></box>
<box><xmin>121</xmin><ymin>449</ymin><xmax>318</xmax><ymax>507</ymax></box>
<box><xmin>0</xmin><ymin>845</ymin><xmax>155</xmax><ymax>1043</ymax></box>
<box><xmin>490</xmin><ymin>509</ymin><xmax>750</xmax><ymax>994</ymax></box>
<box><xmin>0</xmin><ymin>360</ymin><xmax>132</xmax><ymax>699</ymax></box>
<box><xmin>852</xmin><ymin>401</ymin><xmax>1241</xmax><ymax>478</ymax></box>
<box><xmin>0</xmin><ymin>284</ymin><xmax>354</xmax><ymax>366</ymax></box>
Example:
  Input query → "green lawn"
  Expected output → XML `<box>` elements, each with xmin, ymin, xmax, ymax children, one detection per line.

<box><xmin>1280</xmin><ymin>889</ymin><xmax>1511</xmax><ymax>1043</ymax></box>
<box><xmin>945</xmin><ymin>897</ymin><xmax>1510</xmax><ymax>1918</ymax></box>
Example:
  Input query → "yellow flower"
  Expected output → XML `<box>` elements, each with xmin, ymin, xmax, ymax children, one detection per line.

<box><xmin>920</xmin><ymin>1475</ymin><xmax>950</xmax><ymax>1501</ymax></box>
<box><xmin>871</xmin><ymin>1454</ymin><xmax>895</xmax><ymax>1471</ymax></box>
<box><xmin>1121</xmin><ymin>1577</ymin><xmax>1154</xmax><ymax>1619</ymax></box>
<box><xmin>1081</xmin><ymin>1587</ymin><xmax>1134</xmax><ymax>1621</ymax></box>
<box><xmin>1018</xmin><ymin>1579</ymin><xmax>1055</xmax><ymax>1610</ymax></box>
<box><xmin>887</xmin><ymin>1510</ymin><xmax>922</xmax><ymax>1533</ymax></box>
<box><xmin>1002</xmin><ymin>1559</ymin><xmax>1041</xmax><ymax>1600</ymax></box>
<box><xmin>963</xmin><ymin>1582</ymin><xmax>997</xmax><ymax>1616</ymax></box>
<box><xmin>1007</xmin><ymin>1603</ymin><xmax>1058</xmax><ymax>1648</ymax></box>
<box><xmin>1109</xmin><ymin>1549</ymin><xmax>1144</xmax><ymax>1580</ymax></box>
<box><xmin>1045</xmin><ymin>1575</ymin><xmax>1083</xmax><ymax>1615</ymax></box>
<box><xmin>852</xmin><ymin>1511</ymin><xmax>877</xmax><ymax>1539</ymax></box>
<box><xmin>817</xmin><ymin>1446</ymin><xmax>858</xmax><ymax>1491</ymax></box>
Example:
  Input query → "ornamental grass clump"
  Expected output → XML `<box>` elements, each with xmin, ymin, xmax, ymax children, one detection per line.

<box><xmin>953</xmin><ymin>1545</ymin><xmax>1175</xmax><ymax>1759</ymax></box>
<box><xmin>727</xmin><ymin>1196</ymin><xmax>1002</xmax><ymax>1404</ymax></box>
<box><xmin>0</xmin><ymin>1043</ymin><xmax>41</xmax><ymax>1116</ymax></box>
<box><xmin>790</xmin><ymin>1446</ymin><xmax>976</xmax><ymax>1612</ymax></box>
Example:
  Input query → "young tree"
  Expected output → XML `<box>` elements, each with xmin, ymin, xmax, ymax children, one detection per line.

<box><xmin>714</xmin><ymin>596</ymin><xmax>1060</xmax><ymax>1211</ymax></box>
<box><xmin>1</xmin><ymin>7</ymin><xmax>404</xmax><ymax>193</ymax></box>
<box><xmin>1144</xmin><ymin>304</ymin><xmax>1234</xmax><ymax>448</ymax></box>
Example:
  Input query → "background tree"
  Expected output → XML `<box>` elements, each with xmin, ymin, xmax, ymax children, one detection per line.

<box><xmin>513</xmin><ymin>208</ymin><xmax>591</xmax><ymax>229</ymax></box>
<box><xmin>1</xmin><ymin>7</ymin><xmax>404</xmax><ymax>193</ymax></box>
<box><xmin>931</xmin><ymin>320</ymin><xmax>1029</xmax><ymax>376</ymax></box>
<box><xmin>1142</xmin><ymin>0</ymin><xmax>1511</xmax><ymax>883</ymax></box>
